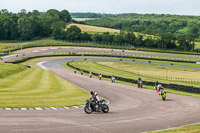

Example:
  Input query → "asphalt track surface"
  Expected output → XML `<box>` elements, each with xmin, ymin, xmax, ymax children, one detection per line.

<box><xmin>0</xmin><ymin>47</ymin><xmax>200</xmax><ymax>133</ymax></box>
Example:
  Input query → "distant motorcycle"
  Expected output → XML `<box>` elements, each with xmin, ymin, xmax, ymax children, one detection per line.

<box><xmin>99</xmin><ymin>75</ymin><xmax>102</xmax><ymax>80</ymax></box>
<box><xmin>84</xmin><ymin>99</ymin><xmax>109</xmax><ymax>114</ymax></box>
<box><xmin>138</xmin><ymin>81</ymin><xmax>143</xmax><ymax>88</ymax></box>
<box><xmin>111</xmin><ymin>77</ymin><xmax>115</xmax><ymax>83</ymax></box>
<box><xmin>159</xmin><ymin>89</ymin><xmax>166</xmax><ymax>101</ymax></box>
<box><xmin>89</xmin><ymin>72</ymin><xmax>92</xmax><ymax>78</ymax></box>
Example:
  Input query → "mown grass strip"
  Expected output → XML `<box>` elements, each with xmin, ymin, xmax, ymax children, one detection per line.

<box><xmin>0</xmin><ymin>67</ymin><xmax>90</xmax><ymax>108</ymax></box>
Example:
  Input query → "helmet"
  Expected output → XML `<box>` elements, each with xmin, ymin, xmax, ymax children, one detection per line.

<box><xmin>90</xmin><ymin>89</ymin><xmax>94</xmax><ymax>95</ymax></box>
<box><xmin>138</xmin><ymin>77</ymin><xmax>141</xmax><ymax>80</ymax></box>
<box><xmin>158</xmin><ymin>84</ymin><xmax>162</xmax><ymax>88</ymax></box>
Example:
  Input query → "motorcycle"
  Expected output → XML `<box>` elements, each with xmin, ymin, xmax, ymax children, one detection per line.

<box><xmin>99</xmin><ymin>75</ymin><xmax>102</xmax><ymax>80</ymax></box>
<box><xmin>111</xmin><ymin>77</ymin><xmax>115</xmax><ymax>83</ymax></box>
<box><xmin>138</xmin><ymin>81</ymin><xmax>143</xmax><ymax>88</ymax></box>
<box><xmin>84</xmin><ymin>98</ymin><xmax>109</xmax><ymax>114</ymax></box>
<box><xmin>159</xmin><ymin>89</ymin><xmax>166</xmax><ymax>101</ymax></box>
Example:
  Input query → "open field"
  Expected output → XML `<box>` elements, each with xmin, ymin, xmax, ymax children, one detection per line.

<box><xmin>72</xmin><ymin>18</ymin><xmax>95</xmax><ymax>21</ymax></box>
<box><xmin>64</xmin><ymin>60</ymin><xmax>200</xmax><ymax>87</ymax></box>
<box><xmin>0</xmin><ymin>67</ymin><xmax>90</xmax><ymax>108</ymax></box>
<box><xmin>67</xmin><ymin>23</ymin><xmax>120</xmax><ymax>34</ymax></box>
<box><xmin>149</xmin><ymin>123</ymin><xmax>200</xmax><ymax>133</ymax></box>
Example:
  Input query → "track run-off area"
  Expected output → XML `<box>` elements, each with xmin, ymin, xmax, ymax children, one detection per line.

<box><xmin>0</xmin><ymin>47</ymin><xmax>199</xmax><ymax>133</ymax></box>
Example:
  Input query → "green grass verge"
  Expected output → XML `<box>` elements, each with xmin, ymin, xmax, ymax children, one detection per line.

<box><xmin>62</xmin><ymin>62</ymin><xmax>200</xmax><ymax>98</ymax></box>
<box><xmin>149</xmin><ymin>123</ymin><xmax>200</xmax><ymax>133</ymax></box>
<box><xmin>0</xmin><ymin>63</ymin><xmax>27</xmax><ymax>78</ymax></box>
<box><xmin>64</xmin><ymin>60</ymin><xmax>200</xmax><ymax>87</ymax></box>
<box><xmin>121</xmin><ymin>58</ymin><xmax>200</xmax><ymax>68</ymax></box>
<box><xmin>0</xmin><ymin>67</ymin><xmax>90</xmax><ymax>108</ymax></box>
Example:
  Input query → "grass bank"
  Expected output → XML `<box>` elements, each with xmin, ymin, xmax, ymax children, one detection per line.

<box><xmin>62</xmin><ymin>61</ymin><xmax>200</xmax><ymax>98</ymax></box>
<box><xmin>0</xmin><ymin>67</ymin><xmax>90</xmax><ymax>108</ymax></box>
<box><xmin>64</xmin><ymin>60</ymin><xmax>200</xmax><ymax>87</ymax></box>
<box><xmin>0</xmin><ymin>63</ymin><xmax>27</xmax><ymax>78</ymax></box>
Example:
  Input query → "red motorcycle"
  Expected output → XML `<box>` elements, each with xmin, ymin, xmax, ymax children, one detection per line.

<box><xmin>99</xmin><ymin>75</ymin><xmax>102</xmax><ymax>80</ymax></box>
<box><xmin>138</xmin><ymin>81</ymin><xmax>143</xmax><ymax>88</ymax></box>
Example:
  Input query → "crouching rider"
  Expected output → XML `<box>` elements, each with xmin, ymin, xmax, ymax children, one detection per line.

<box><xmin>90</xmin><ymin>89</ymin><xmax>101</xmax><ymax>110</ymax></box>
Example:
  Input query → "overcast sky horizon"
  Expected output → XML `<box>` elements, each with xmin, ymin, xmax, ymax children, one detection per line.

<box><xmin>1</xmin><ymin>0</ymin><xmax>200</xmax><ymax>16</ymax></box>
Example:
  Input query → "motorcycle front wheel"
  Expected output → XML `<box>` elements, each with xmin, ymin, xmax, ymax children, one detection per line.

<box><xmin>84</xmin><ymin>106</ymin><xmax>92</xmax><ymax>114</ymax></box>
<box><xmin>102</xmin><ymin>104</ymin><xmax>109</xmax><ymax>113</ymax></box>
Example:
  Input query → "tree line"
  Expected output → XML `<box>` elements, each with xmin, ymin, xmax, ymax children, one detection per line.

<box><xmin>80</xmin><ymin>13</ymin><xmax>200</xmax><ymax>50</ymax></box>
<box><xmin>70</xmin><ymin>12</ymin><xmax>102</xmax><ymax>18</ymax></box>
<box><xmin>53</xmin><ymin>25</ymin><xmax>196</xmax><ymax>51</ymax></box>
<box><xmin>0</xmin><ymin>10</ymin><xmax>198</xmax><ymax>51</ymax></box>
<box><xmin>84</xmin><ymin>13</ymin><xmax>200</xmax><ymax>37</ymax></box>
<box><xmin>0</xmin><ymin>9</ymin><xmax>71</xmax><ymax>40</ymax></box>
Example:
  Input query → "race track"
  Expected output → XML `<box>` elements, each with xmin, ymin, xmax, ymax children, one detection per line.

<box><xmin>0</xmin><ymin>47</ymin><xmax>199</xmax><ymax>133</ymax></box>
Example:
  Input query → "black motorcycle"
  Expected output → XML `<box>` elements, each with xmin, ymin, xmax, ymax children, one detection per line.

<box><xmin>84</xmin><ymin>99</ymin><xmax>109</xmax><ymax>114</ymax></box>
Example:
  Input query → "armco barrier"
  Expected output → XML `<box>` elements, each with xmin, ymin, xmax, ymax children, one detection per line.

<box><xmin>67</xmin><ymin>62</ymin><xmax>200</xmax><ymax>94</ymax></box>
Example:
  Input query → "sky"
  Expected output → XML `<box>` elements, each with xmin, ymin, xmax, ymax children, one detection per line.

<box><xmin>0</xmin><ymin>0</ymin><xmax>200</xmax><ymax>16</ymax></box>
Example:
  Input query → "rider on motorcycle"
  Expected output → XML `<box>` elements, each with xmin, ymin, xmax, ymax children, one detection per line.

<box><xmin>157</xmin><ymin>84</ymin><xmax>166</xmax><ymax>94</ymax></box>
<box><xmin>137</xmin><ymin>77</ymin><xmax>142</xmax><ymax>83</ymax></box>
<box><xmin>90</xmin><ymin>89</ymin><xmax>101</xmax><ymax>110</ymax></box>
<box><xmin>137</xmin><ymin>77</ymin><xmax>143</xmax><ymax>87</ymax></box>
<box><xmin>89</xmin><ymin>72</ymin><xmax>92</xmax><ymax>78</ymax></box>
<box><xmin>111</xmin><ymin>75</ymin><xmax>115</xmax><ymax>83</ymax></box>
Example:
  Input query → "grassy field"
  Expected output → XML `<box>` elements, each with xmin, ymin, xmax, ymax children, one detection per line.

<box><xmin>72</xmin><ymin>18</ymin><xmax>95</xmax><ymax>21</ymax></box>
<box><xmin>0</xmin><ymin>66</ymin><xmax>90</xmax><ymax>108</ymax></box>
<box><xmin>62</xmin><ymin>61</ymin><xmax>200</xmax><ymax>98</ymax></box>
<box><xmin>67</xmin><ymin>23</ymin><xmax>120</xmax><ymax>34</ymax></box>
<box><xmin>149</xmin><ymin>123</ymin><xmax>200</xmax><ymax>133</ymax></box>
<box><xmin>121</xmin><ymin>58</ymin><xmax>200</xmax><ymax>68</ymax></box>
<box><xmin>64</xmin><ymin>60</ymin><xmax>200</xmax><ymax>87</ymax></box>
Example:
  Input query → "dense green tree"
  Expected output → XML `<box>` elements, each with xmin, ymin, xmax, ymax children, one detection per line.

<box><xmin>177</xmin><ymin>35</ymin><xmax>190</xmax><ymax>51</ymax></box>
<box><xmin>60</xmin><ymin>10</ymin><xmax>71</xmax><ymax>22</ymax></box>
<box><xmin>134</xmin><ymin>35</ymin><xmax>144</xmax><ymax>47</ymax></box>
<box><xmin>17</xmin><ymin>17</ymin><xmax>34</xmax><ymax>40</ymax></box>
<box><xmin>91</xmin><ymin>34</ymin><xmax>102</xmax><ymax>41</ymax></box>
<box><xmin>101</xmin><ymin>32</ymin><xmax>113</xmax><ymax>42</ymax></box>
<box><xmin>65</xmin><ymin>26</ymin><xmax>81</xmax><ymax>40</ymax></box>
<box><xmin>51</xmin><ymin>21</ymin><xmax>66</xmax><ymax>39</ymax></box>
<box><xmin>113</xmin><ymin>34</ymin><xmax>123</xmax><ymax>43</ymax></box>
<box><xmin>81</xmin><ymin>32</ymin><xmax>92</xmax><ymax>40</ymax></box>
